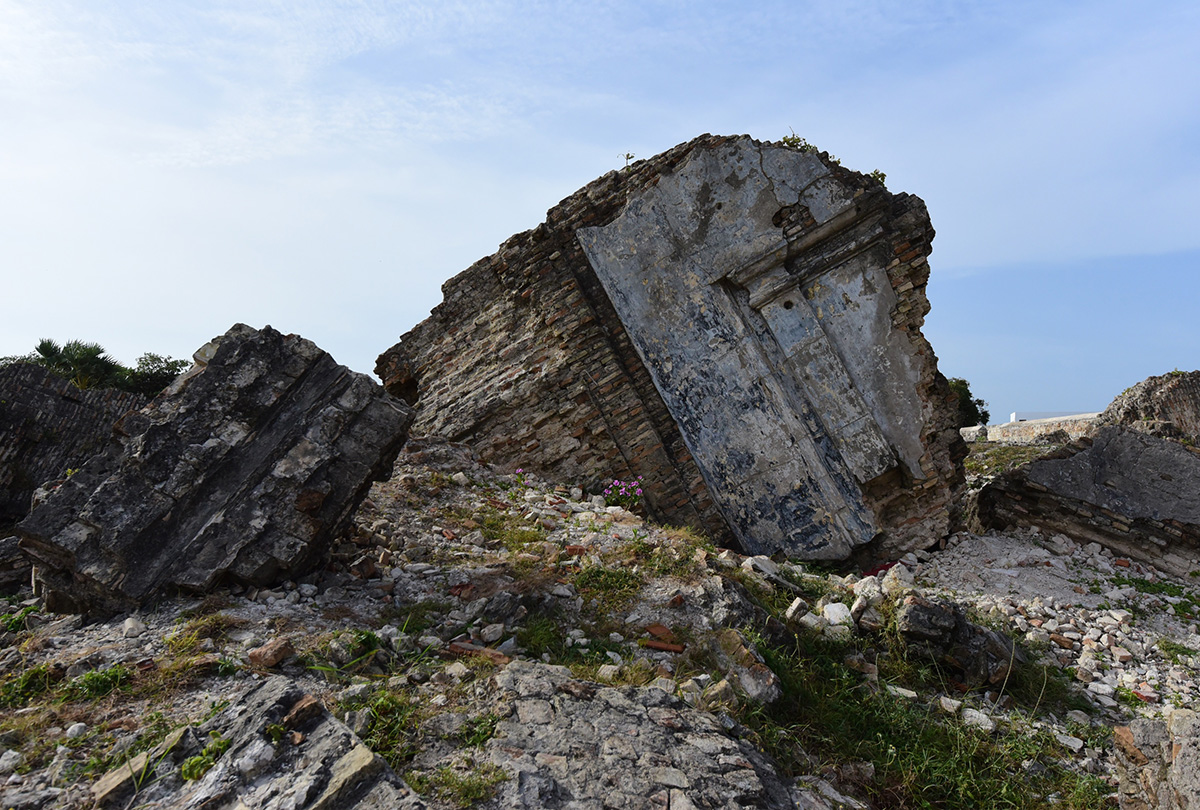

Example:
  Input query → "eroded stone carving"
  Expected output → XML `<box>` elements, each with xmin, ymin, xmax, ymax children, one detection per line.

<box><xmin>379</xmin><ymin>134</ymin><xmax>964</xmax><ymax>560</ymax></box>
<box><xmin>18</xmin><ymin>324</ymin><xmax>414</xmax><ymax>615</ymax></box>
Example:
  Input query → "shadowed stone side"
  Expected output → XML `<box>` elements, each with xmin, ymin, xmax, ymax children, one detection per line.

<box><xmin>18</xmin><ymin>324</ymin><xmax>414</xmax><ymax>615</ymax></box>
<box><xmin>380</xmin><ymin>134</ymin><xmax>964</xmax><ymax>561</ymax></box>
<box><xmin>972</xmin><ymin>427</ymin><xmax>1200</xmax><ymax>578</ymax></box>
<box><xmin>0</xmin><ymin>364</ymin><xmax>146</xmax><ymax>527</ymax></box>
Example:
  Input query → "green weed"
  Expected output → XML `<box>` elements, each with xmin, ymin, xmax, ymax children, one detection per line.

<box><xmin>466</xmin><ymin>507</ymin><xmax>544</xmax><ymax>552</ymax></box>
<box><xmin>180</xmin><ymin>731</ymin><xmax>230</xmax><ymax>780</ymax></box>
<box><xmin>571</xmin><ymin>565</ymin><xmax>642</xmax><ymax>612</ymax></box>
<box><xmin>406</xmin><ymin>762</ymin><xmax>508</xmax><ymax>807</ymax></box>
<box><xmin>459</xmin><ymin>713</ymin><xmax>501</xmax><ymax>747</ymax></box>
<box><xmin>63</xmin><ymin>665</ymin><xmax>131</xmax><ymax>701</ymax></box>
<box><xmin>1157</xmin><ymin>638</ymin><xmax>1198</xmax><ymax>664</ymax></box>
<box><xmin>0</xmin><ymin>663</ymin><xmax>56</xmax><ymax>708</ymax></box>
<box><xmin>2</xmin><ymin>605</ymin><xmax>38</xmax><ymax>633</ymax></box>
<box><xmin>165</xmin><ymin>613</ymin><xmax>242</xmax><ymax>655</ymax></box>
<box><xmin>1111</xmin><ymin>576</ymin><xmax>1199</xmax><ymax>618</ymax></box>
<box><xmin>747</xmin><ymin>633</ymin><xmax>1110</xmax><ymax>808</ymax></box>
<box><xmin>351</xmin><ymin>689</ymin><xmax>424</xmax><ymax>771</ymax></box>
<box><xmin>964</xmin><ymin>443</ymin><xmax>1052</xmax><ymax>477</ymax></box>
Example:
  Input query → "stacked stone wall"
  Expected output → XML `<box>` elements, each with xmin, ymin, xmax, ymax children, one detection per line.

<box><xmin>378</xmin><ymin>137</ymin><xmax>731</xmax><ymax>542</ymax></box>
<box><xmin>984</xmin><ymin>414</ymin><xmax>1100</xmax><ymax>446</ymax></box>
<box><xmin>1099</xmin><ymin>370</ymin><xmax>1200</xmax><ymax>445</ymax></box>
<box><xmin>0</xmin><ymin>364</ymin><xmax>146</xmax><ymax>527</ymax></box>
<box><xmin>379</xmin><ymin>134</ymin><xmax>966</xmax><ymax>557</ymax></box>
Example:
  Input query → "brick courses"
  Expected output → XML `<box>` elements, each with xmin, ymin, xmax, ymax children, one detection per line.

<box><xmin>378</xmin><ymin>134</ymin><xmax>966</xmax><ymax>559</ymax></box>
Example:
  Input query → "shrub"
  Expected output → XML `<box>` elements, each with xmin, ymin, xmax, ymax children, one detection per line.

<box><xmin>947</xmin><ymin>377</ymin><xmax>990</xmax><ymax>427</ymax></box>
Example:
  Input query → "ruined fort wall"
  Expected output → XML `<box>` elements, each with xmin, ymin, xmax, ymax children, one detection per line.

<box><xmin>984</xmin><ymin>414</ymin><xmax>1100</xmax><ymax>446</ymax></box>
<box><xmin>378</xmin><ymin>135</ymin><xmax>966</xmax><ymax>558</ymax></box>
<box><xmin>0</xmin><ymin>364</ymin><xmax>147</xmax><ymax>526</ymax></box>
<box><xmin>1099</xmin><ymin>370</ymin><xmax>1200</xmax><ymax>445</ymax></box>
<box><xmin>378</xmin><ymin>136</ymin><xmax>733</xmax><ymax>543</ymax></box>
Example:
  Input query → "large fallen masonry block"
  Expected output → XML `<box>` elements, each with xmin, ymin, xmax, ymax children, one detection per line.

<box><xmin>378</xmin><ymin>134</ymin><xmax>966</xmax><ymax>561</ymax></box>
<box><xmin>972</xmin><ymin>372</ymin><xmax>1200</xmax><ymax>577</ymax></box>
<box><xmin>972</xmin><ymin>426</ymin><xmax>1200</xmax><ymax>578</ymax></box>
<box><xmin>17</xmin><ymin>324</ymin><xmax>414</xmax><ymax>615</ymax></box>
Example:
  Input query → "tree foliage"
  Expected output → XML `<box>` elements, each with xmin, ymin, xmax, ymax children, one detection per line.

<box><xmin>123</xmin><ymin>352</ymin><xmax>190</xmax><ymax>397</ymax></box>
<box><xmin>0</xmin><ymin>339</ymin><xmax>188</xmax><ymax>397</ymax></box>
<box><xmin>947</xmin><ymin>377</ymin><xmax>990</xmax><ymax>428</ymax></box>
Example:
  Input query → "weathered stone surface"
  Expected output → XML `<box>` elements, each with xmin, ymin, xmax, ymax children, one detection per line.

<box><xmin>249</xmin><ymin>637</ymin><xmax>295</xmax><ymax>668</ymax></box>
<box><xmin>93</xmin><ymin>676</ymin><xmax>427</xmax><ymax>809</ymax></box>
<box><xmin>960</xmin><ymin>425</ymin><xmax>988</xmax><ymax>442</ymax></box>
<box><xmin>973</xmin><ymin>426</ymin><xmax>1200</xmax><ymax>578</ymax></box>
<box><xmin>1099</xmin><ymin>370</ymin><xmax>1200</xmax><ymax>445</ymax></box>
<box><xmin>0</xmin><ymin>363</ymin><xmax>146</xmax><ymax>527</ymax></box>
<box><xmin>0</xmin><ymin>534</ymin><xmax>31</xmax><ymax>593</ymax></box>
<box><xmin>379</xmin><ymin>134</ymin><xmax>965</xmax><ymax>561</ymax></box>
<box><xmin>895</xmin><ymin>594</ymin><xmax>1026</xmax><ymax>687</ymax></box>
<box><xmin>1114</xmin><ymin>711</ymin><xmax>1200</xmax><ymax>810</ymax></box>
<box><xmin>481</xmin><ymin>661</ymin><xmax>862</xmax><ymax>809</ymax></box>
<box><xmin>17</xmin><ymin>324</ymin><xmax>413</xmax><ymax>615</ymax></box>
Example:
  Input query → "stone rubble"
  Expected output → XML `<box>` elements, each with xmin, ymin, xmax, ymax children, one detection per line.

<box><xmin>2</xmin><ymin>437</ymin><xmax>1197</xmax><ymax>807</ymax></box>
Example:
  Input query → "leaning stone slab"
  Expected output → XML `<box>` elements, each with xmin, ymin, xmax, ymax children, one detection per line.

<box><xmin>379</xmin><ymin>134</ymin><xmax>966</xmax><ymax>562</ymax></box>
<box><xmin>17</xmin><ymin>324</ymin><xmax>413</xmax><ymax>615</ymax></box>
<box><xmin>973</xmin><ymin>426</ymin><xmax>1200</xmax><ymax>578</ymax></box>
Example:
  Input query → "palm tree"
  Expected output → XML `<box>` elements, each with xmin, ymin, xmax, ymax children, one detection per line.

<box><xmin>32</xmin><ymin>338</ymin><xmax>125</xmax><ymax>390</ymax></box>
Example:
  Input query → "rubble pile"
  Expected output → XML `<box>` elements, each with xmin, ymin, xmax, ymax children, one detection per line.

<box><xmin>6</xmin><ymin>439</ymin><xmax>1197</xmax><ymax>807</ymax></box>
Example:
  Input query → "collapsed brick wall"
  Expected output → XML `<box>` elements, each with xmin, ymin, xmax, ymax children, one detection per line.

<box><xmin>378</xmin><ymin>134</ymin><xmax>965</xmax><ymax>559</ymax></box>
<box><xmin>971</xmin><ymin>429</ymin><xmax>1200</xmax><ymax>579</ymax></box>
<box><xmin>1099</xmin><ymin>370</ymin><xmax>1200</xmax><ymax>445</ymax></box>
<box><xmin>0</xmin><ymin>364</ymin><xmax>146</xmax><ymax>526</ymax></box>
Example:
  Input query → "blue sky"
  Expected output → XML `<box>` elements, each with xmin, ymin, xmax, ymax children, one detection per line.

<box><xmin>2</xmin><ymin>1</ymin><xmax>1197</xmax><ymax>421</ymax></box>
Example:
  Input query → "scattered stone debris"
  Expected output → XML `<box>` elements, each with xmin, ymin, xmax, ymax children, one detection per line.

<box><xmin>379</xmin><ymin>134</ymin><xmax>966</xmax><ymax>563</ymax></box>
<box><xmin>8</xmin><ymin>437</ymin><xmax>1196</xmax><ymax>808</ymax></box>
<box><xmin>15</xmin><ymin>324</ymin><xmax>414</xmax><ymax>616</ymax></box>
<box><xmin>919</xmin><ymin>529</ymin><xmax>1200</xmax><ymax>718</ymax></box>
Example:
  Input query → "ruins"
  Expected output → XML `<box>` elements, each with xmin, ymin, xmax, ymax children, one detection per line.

<box><xmin>972</xmin><ymin>372</ymin><xmax>1200</xmax><ymax>578</ymax></box>
<box><xmin>1098</xmin><ymin>370</ymin><xmax>1200</xmax><ymax>444</ymax></box>
<box><xmin>17</xmin><ymin>324</ymin><xmax>414</xmax><ymax>615</ymax></box>
<box><xmin>378</xmin><ymin>134</ymin><xmax>965</xmax><ymax>561</ymax></box>
<box><xmin>0</xmin><ymin>364</ymin><xmax>146</xmax><ymax>528</ymax></box>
